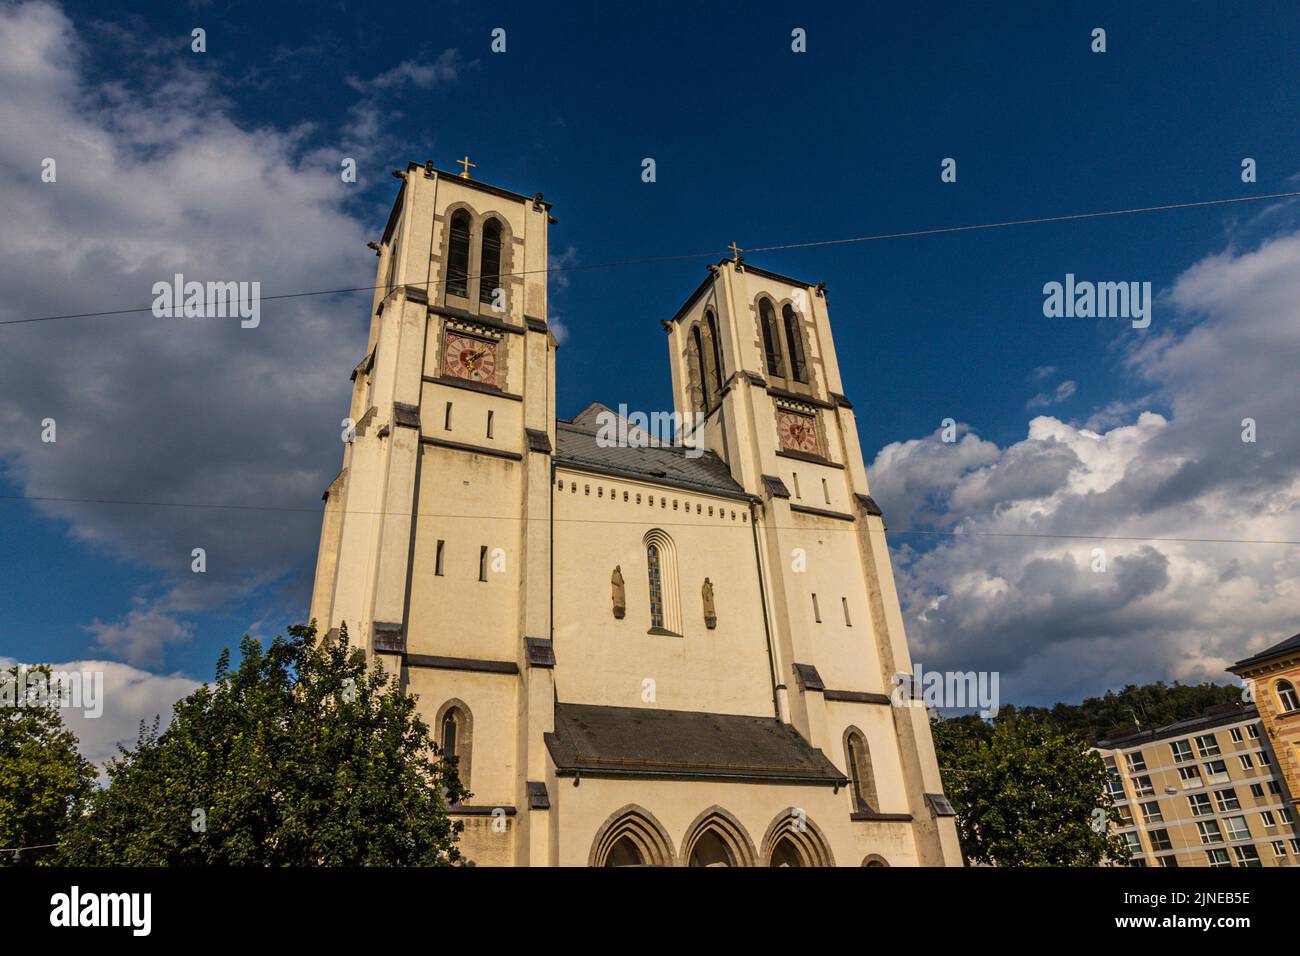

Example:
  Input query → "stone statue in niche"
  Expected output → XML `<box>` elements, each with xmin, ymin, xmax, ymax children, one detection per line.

<box><xmin>702</xmin><ymin>577</ymin><xmax>717</xmax><ymax>630</ymax></box>
<box><xmin>611</xmin><ymin>566</ymin><xmax>626</xmax><ymax>619</ymax></box>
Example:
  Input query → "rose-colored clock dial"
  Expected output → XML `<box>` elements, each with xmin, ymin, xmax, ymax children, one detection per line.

<box><xmin>778</xmin><ymin>411</ymin><xmax>819</xmax><ymax>455</ymax></box>
<box><xmin>444</xmin><ymin>333</ymin><xmax>497</xmax><ymax>385</ymax></box>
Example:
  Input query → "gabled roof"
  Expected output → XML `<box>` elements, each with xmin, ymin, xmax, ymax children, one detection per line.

<box><xmin>545</xmin><ymin>703</ymin><xmax>847</xmax><ymax>785</ymax></box>
<box><xmin>555</xmin><ymin>403</ymin><xmax>750</xmax><ymax>500</ymax></box>
<box><xmin>1231</xmin><ymin>631</ymin><xmax>1300</xmax><ymax>672</ymax></box>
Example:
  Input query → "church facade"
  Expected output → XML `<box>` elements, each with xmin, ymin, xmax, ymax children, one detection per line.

<box><xmin>308</xmin><ymin>162</ymin><xmax>963</xmax><ymax>866</ymax></box>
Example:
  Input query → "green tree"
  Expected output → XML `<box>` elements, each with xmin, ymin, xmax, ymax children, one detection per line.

<box><xmin>0</xmin><ymin>665</ymin><xmax>97</xmax><ymax>866</ymax></box>
<box><xmin>61</xmin><ymin>623</ymin><xmax>467</xmax><ymax>865</ymax></box>
<box><xmin>934</xmin><ymin>714</ymin><xmax>1129</xmax><ymax>867</ymax></box>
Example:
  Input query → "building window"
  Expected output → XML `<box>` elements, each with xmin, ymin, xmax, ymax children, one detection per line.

<box><xmin>759</xmin><ymin>298</ymin><xmax>784</xmax><ymax>377</ymax></box>
<box><xmin>1179</xmin><ymin>765</ymin><xmax>1203</xmax><ymax>788</ymax></box>
<box><xmin>705</xmin><ymin>309</ymin><xmax>725</xmax><ymax>393</ymax></box>
<box><xmin>435</xmin><ymin>539</ymin><xmax>445</xmax><ymax>576</ymax></box>
<box><xmin>845</xmin><ymin>728</ymin><xmax>878</xmax><ymax>813</ymax></box>
<box><xmin>1250</xmin><ymin>783</ymin><xmax>1265</xmax><ymax>798</ymax></box>
<box><xmin>1239</xmin><ymin>753</ymin><xmax>1255</xmax><ymax>771</ymax></box>
<box><xmin>782</xmin><ymin>304</ymin><xmax>808</xmax><ymax>383</ymax></box>
<box><xmin>841</xmin><ymin>597</ymin><xmax>852</xmax><ymax>627</ymax></box>
<box><xmin>642</xmin><ymin>529</ymin><xmax>681</xmax><ymax>634</ymax></box>
<box><xmin>1158</xmin><ymin>855</ymin><xmax>1179</xmax><ymax>868</ymax></box>
<box><xmin>1195</xmin><ymin>733</ymin><xmax>1220</xmax><ymax>757</ymax></box>
<box><xmin>1188</xmin><ymin>793</ymin><xmax>1213</xmax><ymax>817</ymax></box>
<box><xmin>1206</xmin><ymin>848</ymin><xmax>1231</xmax><ymax>867</ymax></box>
<box><xmin>1233</xmin><ymin>845</ymin><xmax>1262</xmax><ymax>867</ymax></box>
<box><xmin>444</xmin><ymin>402</ymin><xmax>453</xmax><ymax>430</ymax></box>
<box><xmin>1214</xmin><ymin>788</ymin><xmax>1239</xmax><ymax>812</ymax></box>
<box><xmin>812</xmin><ymin>593</ymin><xmax>821</xmax><ymax>623</ymax></box>
<box><xmin>1115</xmin><ymin>804</ymin><xmax>1133</xmax><ymax>826</ymax></box>
<box><xmin>437</xmin><ymin>701</ymin><xmax>472</xmax><ymax>797</ymax></box>
<box><xmin>1171</xmin><ymin>740</ymin><xmax>1194</xmax><ymax>763</ymax></box>
<box><xmin>647</xmin><ymin>544</ymin><xmax>664</xmax><ymax>629</ymax></box>
<box><xmin>1247</xmin><ymin>723</ymin><xmax>1261</xmax><ymax>740</ymax></box>
<box><xmin>1133</xmin><ymin>775</ymin><xmax>1155</xmax><ymax>797</ymax></box>
<box><xmin>1278</xmin><ymin>679</ymin><xmax>1300</xmax><ymax>713</ymax></box>
<box><xmin>478</xmin><ymin>545</ymin><xmax>488</xmax><ymax>582</ymax></box>
<box><xmin>1268</xmin><ymin>780</ymin><xmax>1282</xmax><ymax>796</ymax></box>
<box><xmin>822</xmin><ymin>478</ymin><xmax>831</xmax><ymax>504</ymax></box>
<box><xmin>486</xmin><ymin>410</ymin><xmax>494</xmax><ymax>438</ymax></box>
<box><xmin>1272</xmin><ymin>840</ymin><xmax>1287</xmax><ymax>858</ymax></box>
<box><xmin>1125</xmin><ymin>751</ymin><xmax>1147</xmax><ymax>773</ymax></box>
<box><xmin>479</xmin><ymin>217</ymin><xmax>503</xmax><ymax>305</ymax></box>
<box><xmin>446</xmin><ymin>210</ymin><xmax>471</xmax><ymax>298</ymax></box>
<box><xmin>792</xmin><ymin>472</ymin><xmax>801</xmax><ymax>499</ymax></box>
<box><xmin>690</xmin><ymin>325</ymin><xmax>708</xmax><ymax>410</ymax></box>
<box><xmin>1140</xmin><ymin>801</ymin><xmax>1163</xmax><ymax>824</ymax></box>
<box><xmin>1224</xmin><ymin>816</ymin><xmax>1251</xmax><ymax>841</ymax></box>
<box><xmin>1197</xmin><ymin>820</ymin><xmax>1223</xmax><ymax>845</ymax></box>
<box><xmin>1148</xmin><ymin>829</ymin><xmax>1172</xmax><ymax>852</ymax></box>
<box><xmin>1204</xmin><ymin>760</ymin><xmax>1230</xmax><ymax>784</ymax></box>
<box><xmin>1260</xmin><ymin>810</ymin><xmax>1277</xmax><ymax>828</ymax></box>
<box><xmin>1230</xmin><ymin>727</ymin><xmax>1244</xmax><ymax>743</ymax></box>
<box><xmin>1106</xmin><ymin>777</ymin><xmax>1126</xmax><ymax>801</ymax></box>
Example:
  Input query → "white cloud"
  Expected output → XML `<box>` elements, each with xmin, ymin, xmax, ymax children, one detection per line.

<box><xmin>345</xmin><ymin>51</ymin><xmax>464</xmax><ymax>93</ymax></box>
<box><xmin>871</xmin><ymin>228</ymin><xmax>1300</xmax><ymax>704</ymax></box>
<box><xmin>0</xmin><ymin>655</ymin><xmax>200</xmax><ymax>768</ymax></box>
<box><xmin>1027</xmin><ymin>378</ymin><xmax>1077</xmax><ymax>409</ymax></box>
<box><xmin>0</xmin><ymin>1</ymin><xmax>374</xmax><ymax>666</ymax></box>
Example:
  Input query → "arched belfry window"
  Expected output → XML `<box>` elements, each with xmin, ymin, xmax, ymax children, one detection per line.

<box><xmin>446</xmin><ymin>210</ymin><xmax>471</xmax><ymax>298</ymax></box>
<box><xmin>844</xmin><ymin>728</ymin><xmax>879</xmax><ymax>813</ymax></box>
<box><xmin>705</xmin><ymin>309</ymin><xmax>725</xmax><ymax>394</ymax></box>
<box><xmin>689</xmin><ymin>325</ymin><xmax>708</xmax><ymax>412</ymax></box>
<box><xmin>436</xmin><ymin>699</ymin><xmax>473</xmax><ymax>797</ymax></box>
<box><xmin>759</xmin><ymin>299</ymin><xmax>783</xmax><ymax>378</ymax></box>
<box><xmin>1278</xmin><ymin>679</ymin><xmax>1300</xmax><ymax>714</ymax></box>
<box><xmin>479</xmin><ymin>217</ymin><xmax>503</xmax><ymax>306</ymax></box>
<box><xmin>643</xmin><ymin>528</ymin><xmax>681</xmax><ymax>635</ymax></box>
<box><xmin>782</xmin><ymin>304</ymin><xmax>808</xmax><ymax>384</ymax></box>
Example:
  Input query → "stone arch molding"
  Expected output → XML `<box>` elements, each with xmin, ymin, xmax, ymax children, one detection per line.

<box><xmin>588</xmin><ymin>804</ymin><xmax>676</xmax><ymax>867</ymax></box>
<box><xmin>760</xmin><ymin>807</ymin><xmax>836</xmax><ymax>867</ymax></box>
<box><xmin>679</xmin><ymin>805</ymin><xmax>758</xmax><ymax>867</ymax></box>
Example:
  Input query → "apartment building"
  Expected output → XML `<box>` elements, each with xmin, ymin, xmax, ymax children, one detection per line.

<box><xmin>1095</xmin><ymin>704</ymin><xmax>1298</xmax><ymax>867</ymax></box>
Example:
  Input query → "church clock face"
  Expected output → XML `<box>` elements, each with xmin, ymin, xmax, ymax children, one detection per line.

<box><xmin>443</xmin><ymin>332</ymin><xmax>498</xmax><ymax>385</ymax></box>
<box><xmin>777</xmin><ymin>409</ymin><xmax>820</xmax><ymax>455</ymax></box>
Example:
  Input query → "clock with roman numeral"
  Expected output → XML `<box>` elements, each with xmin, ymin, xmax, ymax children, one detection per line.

<box><xmin>777</xmin><ymin>409</ymin><xmax>820</xmax><ymax>455</ymax></box>
<box><xmin>444</xmin><ymin>332</ymin><xmax>498</xmax><ymax>385</ymax></box>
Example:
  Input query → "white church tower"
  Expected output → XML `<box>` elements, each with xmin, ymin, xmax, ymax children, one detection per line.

<box><xmin>309</xmin><ymin>162</ymin><xmax>963</xmax><ymax>866</ymax></box>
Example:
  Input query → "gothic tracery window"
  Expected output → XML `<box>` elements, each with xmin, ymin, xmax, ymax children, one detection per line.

<box><xmin>705</xmin><ymin>309</ymin><xmax>725</xmax><ymax>393</ymax></box>
<box><xmin>690</xmin><ymin>325</ymin><xmax>708</xmax><ymax>412</ymax></box>
<box><xmin>446</xmin><ymin>210</ymin><xmax>471</xmax><ymax>298</ymax></box>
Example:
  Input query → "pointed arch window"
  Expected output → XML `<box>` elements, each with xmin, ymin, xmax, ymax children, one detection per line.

<box><xmin>446</xmin><ymin>210</ymin><xmax>471</xmax><ymax>298</ymax></box>
<box><xmin>437</xmin><ymin>700</ymin><xmax>472</xmax><ymax>798</ymax></box>
<box><xmin>479</xmin><ymin>217</ymin><xmax>503</xmax><ymax>306</ymax></box>
<box><xmin>782</xmin><ymin>304</ymin><xmax>808</xmax><ymax>383</ymax></box>
<box><xmin>845</xmin><ymin>729</ymin><xmax>879</xmax><ymax>813</ymax></box>
<box><xmin>705</xmin><ymin>309</ymin><xmax>725</xmax><ymax>394</ymax></box>
<box><xmin>759</xmin><ymin>299</ymin><xmax>784</xmax><ymax>378</ymax></box>
<box><xmin>1278</xmin><ymin>680</ymin><xmax>1300</xmax><ymax>714</ymax></box>
<box><xmin>689</xmin><ymin>325</ymin><xmax>708</xmax><ymax>412</ymax></box>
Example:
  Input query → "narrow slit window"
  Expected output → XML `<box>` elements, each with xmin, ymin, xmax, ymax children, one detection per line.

<box><xmin>486</xmin><ymin>409</ymin><xmax>494</xmax><ymax>439</ymax></box>
<box><xmin>435</xmin><ymin>540</ymin><xmax>445</xmax><ymax>576</ymax></box>
<box><xmin>822</xmin><ymin>478</ymin><xmax>830</xmax><ymax>504</ymax></box>
<box><xmin>793</xmin><ymin>473</ymin><xmax>802</xmax><ymax>499</ymax></box>
<box><xmin>478</xmin><ymin>545</ymin><xmax>488</xmax><ymax>582</ymax></box>
<box><xmin>812</xmin><ymin>593</ymin><xmax>821</xmax><ymax>623</ymax></box>
<box><xmin>842</xmin><ymin>597</ymin><xmax>852</xmax><ymax>626</ymax></box>
<box><xmin>444</xmin><ymin>402</ymin><xmax>453</xmax><ymax>430</ymax></box>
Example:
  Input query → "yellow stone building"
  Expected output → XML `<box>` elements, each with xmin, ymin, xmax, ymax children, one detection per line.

<box><xmin>1230</xmin><ymin>631</ymin><xmax>1300</xmax><ymax>806</ymax></box>
<box><xmin>308</xmin><ymin>162</ymin><xmax>963</xmax><ymax>866</ymax></box>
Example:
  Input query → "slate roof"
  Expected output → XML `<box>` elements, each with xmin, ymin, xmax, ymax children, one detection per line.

<box><xmin>545</xmin><ymin>702</ymin><xmax>847</xmax><ymax>785</ymax></box>
<box><xmin>554</xmin><ymin>402</ymin><xmax>750</xmax><ymax>500</ymax></box>
<box><xmin>1230</xmin><ymin>632</ymin><xmax>1300</xmax><ymax>672</ymax></box>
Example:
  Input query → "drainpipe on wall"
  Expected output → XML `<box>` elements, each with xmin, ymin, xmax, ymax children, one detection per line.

<box><xmin>750</xmin><ymin>501</ymin><xmax>781</xmax><ymax>720</ymax></box>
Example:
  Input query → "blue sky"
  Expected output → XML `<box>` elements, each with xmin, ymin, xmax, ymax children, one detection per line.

<box><xmin>1</xmin><ymin>0</ymin><xmax>1299</xmax><ymax>758</ymax></box>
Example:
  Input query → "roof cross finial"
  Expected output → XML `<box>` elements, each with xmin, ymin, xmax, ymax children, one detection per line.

<box><xmin>457</xmin><ymin>155</ymin><xmax>476</xmax><ymax>179</ymax></box>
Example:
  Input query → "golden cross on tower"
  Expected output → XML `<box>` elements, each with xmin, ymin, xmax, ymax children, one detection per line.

<box><xmin>727</xmin><ymin>241</ymin><xmax>743</xmax><ymax>259</ymax></box>
<box><xmin>457</xmin><ymin>155</ymin><xmax>476</xmax><ymax>179</ymax></box>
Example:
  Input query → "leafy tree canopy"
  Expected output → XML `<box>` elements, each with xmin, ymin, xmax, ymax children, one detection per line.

<box><xmin>61</xmin><ymin>623</ymin><xmax>467</xmax><ymax>865</ymax></box>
